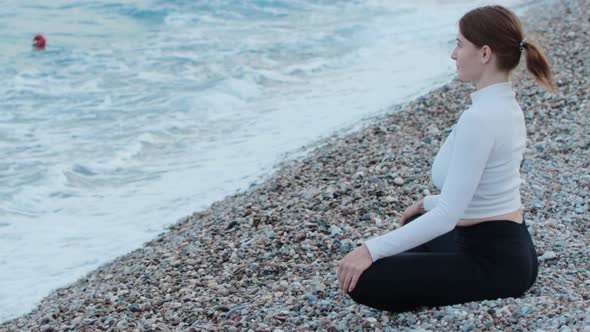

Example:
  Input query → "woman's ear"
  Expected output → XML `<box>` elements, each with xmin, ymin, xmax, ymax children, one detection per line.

<box><xmin>480</xmin><ymin>45</ymin><xmax>493</xmax><ymax>64</ymax></box>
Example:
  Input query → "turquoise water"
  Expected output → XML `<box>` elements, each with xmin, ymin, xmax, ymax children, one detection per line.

<box><xmin>0</xmin><ymin>0</ymin><xmax>532</xmax><ymax>322</ymax></box>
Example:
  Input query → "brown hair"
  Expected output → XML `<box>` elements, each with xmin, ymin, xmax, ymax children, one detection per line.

<box><xmin>459</xmin><ymin>5</ymin><xmax>556</xmax><ymax>92</ymax></box>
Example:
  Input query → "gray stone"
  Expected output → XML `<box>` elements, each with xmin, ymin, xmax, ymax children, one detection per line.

<box><xmin>128</xmin><ymin>304</ymin><xmax>141</xmax><ymax>312</ymax></box>
<box><xmin>539</xmin><ymin>251</ymin><xmax>558</xmax><ymax>261</ymax></box>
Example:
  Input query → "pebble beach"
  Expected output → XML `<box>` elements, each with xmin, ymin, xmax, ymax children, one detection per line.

<box><xmin>2</xmin><ymin>0</ymin><xmax>589</xmax><ymax>331</ymax></box>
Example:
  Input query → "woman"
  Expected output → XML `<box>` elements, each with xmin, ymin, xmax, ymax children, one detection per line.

<box><xmin>337</xmin><ymin>5</ymin><xmax>555</xmax><ymax>312</ymax></box>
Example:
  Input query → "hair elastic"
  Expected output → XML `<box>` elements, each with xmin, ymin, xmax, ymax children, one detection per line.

<box><xmin>519</xmin><ymin>39</ymin><xmax>528</xmax><ymax>52</ymax></box>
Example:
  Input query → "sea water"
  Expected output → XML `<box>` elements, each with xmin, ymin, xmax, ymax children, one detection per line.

<box><xmin>0</xmin><ymin>0</ymin><xmax>534</xmax><ymax>322</ymax></box>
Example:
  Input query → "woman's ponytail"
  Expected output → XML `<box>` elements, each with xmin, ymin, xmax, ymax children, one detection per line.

<box><xmin>460</xmin><ymin>6</ymin><xmax>557</xmax><ymax>93</ymax></box>
<box><xmin>523</xmin><ymin>41</ymin><xmax>556</xmax><ymax>92</ymax></box>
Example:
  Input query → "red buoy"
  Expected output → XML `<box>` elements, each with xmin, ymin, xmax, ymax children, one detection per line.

<box><xmin>33</xmin><ymin>34</ymin><xmax>46</xmax><ymax>49</ymax></box>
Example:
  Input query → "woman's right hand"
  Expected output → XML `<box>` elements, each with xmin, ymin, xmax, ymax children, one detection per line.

<box><xmin>399</xmin><ymin>199</ymin><xmax>426</xmax><ymax>226</ymax></box>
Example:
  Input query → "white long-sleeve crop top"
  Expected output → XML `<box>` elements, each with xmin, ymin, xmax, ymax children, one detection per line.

<box><xmin>365</xmin><ymin>82</ymin><xmax>526</xmax><ymax>261</ymax></box>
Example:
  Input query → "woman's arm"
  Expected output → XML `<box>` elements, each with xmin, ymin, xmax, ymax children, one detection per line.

<box><xmin>423</xmin><ymin>194</ymin><xmax>440</xmax><ymax>211</ymax></box>
<box><xmin>364</xmin><ymin>110</ymin><xmax>495</xmax><ymax>261</ymax></box>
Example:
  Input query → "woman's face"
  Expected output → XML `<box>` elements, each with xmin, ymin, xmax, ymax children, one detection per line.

<box><xmin>450</xmin><ymin>30</ymin><xmax>483</xmax><ymax>82</ymax></box>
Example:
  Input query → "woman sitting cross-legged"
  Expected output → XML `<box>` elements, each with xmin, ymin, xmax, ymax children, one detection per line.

<box><xmin>337</xmin><ymin>5</ymin><xmax>555</xmax><ymax>312</ymax></box>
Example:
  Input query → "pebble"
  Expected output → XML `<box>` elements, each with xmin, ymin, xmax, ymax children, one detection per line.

<box><xmin>304</xmin><ymin>294</ymin><xmax>318</xmax><ymax>303</ymax></box>
<box><xmin>384</xmin><ymin>196</ymin><xmax>397</xmax><ymax>203</ymax></box>
<box><xmin>127</xmin><ymin>304</ymin><xmax>141</xmax><ymax>312</ymax></box>
<box><xmin>539</xmin><ymin>251</ymin><xmax>558</xmax><ymax>261</ymax></box>
<box><xmin>329</xmin><ymin>225</ymin><xmax>343</xmax><ymax>236</ymax></box>
<box><xmin>225</xmin><ymin>305</ymin><xmax>248</xmax><ymax>319</ymax></box>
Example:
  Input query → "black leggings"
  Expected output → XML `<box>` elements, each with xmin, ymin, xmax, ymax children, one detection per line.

<box><xmin>348</xmin><ymin>214</ymin><xmax>539</xmax><ymax>312</ymax></box>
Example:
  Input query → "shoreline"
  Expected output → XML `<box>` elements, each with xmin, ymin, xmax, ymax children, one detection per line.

<box><xmin>3</xmin><ymin>0</ymin><xmax>589</xmax><ymax>331</ymax></box>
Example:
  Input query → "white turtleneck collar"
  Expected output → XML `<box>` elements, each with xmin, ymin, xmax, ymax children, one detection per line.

<box><xmin>470</xmin><ymin>82</ymin><xmax>515</xmax><ymax>104</ymax></box>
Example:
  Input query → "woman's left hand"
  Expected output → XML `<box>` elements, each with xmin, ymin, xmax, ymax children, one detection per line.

<box><xmin>337</xmin><ymin>244</ymin><xmax>373</xmax><ymax>294</ymax></box>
